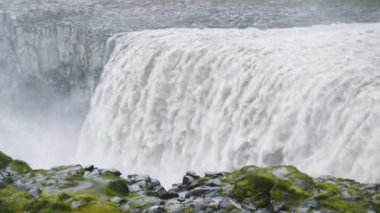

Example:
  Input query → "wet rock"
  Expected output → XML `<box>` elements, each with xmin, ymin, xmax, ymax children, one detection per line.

<box><xmin>84</xmin><ymin>169</ymin><xmax>101</xmax><ymax>178</ymax></box>
<box><xmin>158</xmin><ymin>191</ymin><xmax>179</xmax><ymax>200</ymax></box>
<box><xmin>128</xmin><ymin>174</ymin><xmax>151</xmax><ymax>184</ymax></box>
<box><xmin>151</xmin><ymin>179</ymin><xmax>161</xmax><ymax>188</ymax></box>
<box><xmin>186</xmin><ymin>171</ymin><xmax>200</xmax><ymax>179</ymax></box>
<box><xmin>205</xmin><ymin>178</ymin><xmax>222</xmax><ymax>187</ymax></box>
<box><xmin>103</xmin><ymin>169</ymin><xmax>122</xmax><ymax>177</ymax></box>
<box><xmin>205</xmin><ymin>172</ymin><xmax>224</xmax><ymax>178</ymax></box>
<box><xmin>168</xmin><ymin>185</ymin><xmax>181</xmax><ymax>193</ymax></box>
<box><xmin>182</xmin><ymin>175</ymin><xmax>194</xmax><ymax>186</ymax></box>
<box><xmin>84</xmin><ymin>165</ymin><xmax>94</xmax><ymax>172</ymax></box>
<box><xmin>186</xmin><ymin>186</ymin><xmax>219</xmax><ymax>197</ymax></box>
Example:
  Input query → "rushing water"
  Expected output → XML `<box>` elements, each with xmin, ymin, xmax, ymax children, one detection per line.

<box><xmin>77</xmin><ymin>23</ymin><xmax>380</xmax><ymax>186</ymax></box>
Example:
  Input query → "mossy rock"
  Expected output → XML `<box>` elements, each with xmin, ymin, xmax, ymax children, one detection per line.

<box><xmin>0</xmin><ymin>151</ymin><xmax>13</xmax><ymax>169</ymax></box>
<box><xmin>101</xmin><ymin>171</ymin><xmax>120</xmax><ymax>180</ymax></box>
<box><xmin>230</xmin><ymin>166</ymin><xmax>311</xmax><ymax>209</ymax></box>
<box><xmin>104</xmin><ymin>179</ymin><xmax>129</xmax><ymax>197</ymax></box>
<box><xmin>73</xmin><ymin>204</ymin><xmax>123</xmax><ymax>213</ymax></box>
<box><xmin>65</xmin><ymin>170</ymin><xmax>85</xmax><ymax>182</ymax></box>
<box><xmin>323</xmin><ymin>200</ymin><xmax>368</xmax><ymax>213</ymax></box>
<box><xmin>9</xmin><ymin>160</ymin><xmax>32</xmax><ymax>174</ymax></box>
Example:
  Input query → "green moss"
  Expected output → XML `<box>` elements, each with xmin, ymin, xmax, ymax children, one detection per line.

<box><xmin>32</xmin><ymin>169</ymin><xmax>50</xmax><ymax>177</ymax></box>
<box><xmin>0</xmin><ymin>199</ymin><xmax>16</xmax><ymax>213</ymax></box>
<box><xmin>0</xmin><ymin>151</ymin><xmax>13</xmax><ymax>169</ymax></box>
<box><xmin>9</xmin><ymin>160</ymin><xmax>32</xmax><ymax>174</ymax></box>
<box><xmin>58</xmin><ymin>192</ymin><xmax>72</xmax><ymax>201</ymax></box>
<box><xmin>231</xmin><ymin>169</ymin><xmax>277</xmax><ymax>207</ymax></box>
<box><xmin>65</xmin><ymin>170</ymin><xmax>85</xmax><ymax>182</ymax></box>
<box><xmin>73</xmin><ymin>204</ymin><xmax>122</xmax><ymax>213</ymax></box>
<box><xmin>69</xmin><ymin>192</ymin><xmax>98</xmax><ymax>203</ymax></box>
<box><xmin>52</xmin><ymin>166</ymin><xmax>67</xmax><ymax>172</ymax></box>
<box><xmin>229</xmin><ymin>166</ymin><xmax>311</xmax><ymax>209</ymax></box>
<box><xmin>101</xmin><ymin>171</ymin><xmax>119</xmax><ymax>180</ymax></box>
<box><xmin>0</xmin><ymin>185</ymin><xmax>33</xmax><ymax>211</ymax></box>
<box><xmin>23</xmin><ymin>199</ymin><xmax>70</xmax><ymax>213</ymax></box>
<box><xmin>271</xmin><ymin>165</ymin><xmax>314</xmax><ymax>190</ymax></box>
<box><xmin>323</xmin><ymin>200</ymin><xmax>368</xmax><ymax>213</ymax></box>
<box><xmin>104</xmin><ymin>179</ymin><xmax>129</xmax><ymax>197</ymax></box>
<box><xmin>184</xmin><ymin>207</ymin><xmax>193</xmax><ymax>213</ymax></box>
<box><xmin>316</xmin><ymin>182</ymin><xmax>340</xmax><ymax>196</ymax></box>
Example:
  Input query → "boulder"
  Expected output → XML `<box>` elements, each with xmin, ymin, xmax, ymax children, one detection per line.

<box><xmin>186</xmin><ymin>186</ymin><xmax>221</xmax><ymax>197</ymax></box>
<box><xmin>28</xmin><ymin>187</ymin><xmax>41</xmax><ymax>199</ymax></box>
<box><xmin>84</xmin><ymin>165</ymin><xmax>95</xmax><ymax>172</ymax></box>
<box><xmin>158</xmin><ymin>191</ymin><xmax>179</xmax><ymax>200</ymax></box>
<box><xmin>186</xmin><ymin>171</ymin><xmax>200</xmax><ymax>179</ymax></box>
<box><xmin>218</xmin><ymin>198</ymin><xmax>242</xmax><ymax>211</ymax></box>
<box><xmin>128</xmin><ymin>174</ymin><xmax>151</xmax><ymax>184</ymax></box>
<box><xmin>205</xmin><ymin>172</ymin><xmax>224</xmax><ymax>178</ymax></box>
<box><xmin>182</xmin><ymin>175</ymin><xmax>194</xmax><ymax>186</ymax></box>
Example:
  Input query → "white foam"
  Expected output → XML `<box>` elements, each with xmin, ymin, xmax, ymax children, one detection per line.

<box><xmin>78</xmin><ymin>23</ymin><xmax>380</xmax><ymax>187</ymax></box>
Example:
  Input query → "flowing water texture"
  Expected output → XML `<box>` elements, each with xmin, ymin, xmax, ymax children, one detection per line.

<box><xmin>78</xmin><ymin>23</ymin><xmax>380</xmax><ymax>186</ymax></box>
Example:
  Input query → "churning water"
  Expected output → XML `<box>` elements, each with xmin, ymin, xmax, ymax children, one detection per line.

<box><xmin>78</xmin><ymin>23</ymin><xmax>380</xmax><ymax>186</ymax></box>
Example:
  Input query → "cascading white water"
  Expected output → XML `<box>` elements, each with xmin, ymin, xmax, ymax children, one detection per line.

<box><xmin>78</xmin><ymin>23</ymin><xmax>380</xmax><ymax>187</ymax></box>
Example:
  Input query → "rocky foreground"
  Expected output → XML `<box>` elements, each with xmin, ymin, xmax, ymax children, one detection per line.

<box><xmin>0</xmin><ymin>151</ymin><xmax>379</xmax><ymax>213</ymax></box>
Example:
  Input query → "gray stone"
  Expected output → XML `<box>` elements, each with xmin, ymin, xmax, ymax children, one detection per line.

<box><xmin>186</xmin><ymin>186</ymin><xmax>221</xmax><ymax>197</ymax></box>
<box><xmin>144</xmin><ymin>205</ymin><xmax>166</xmax><ymax>213</ymax></box>
<box><xmin>71</xmin><ymin>200</ymin><xmax>83</xmax><ymax>209</ymax></box>
<box><xmin>273</xmin><ymin>202</ymin><xmax>286</xmax><ymax>212</ymax></box>
<box><xmin>129</xmin><ymin>183</ymin><xmax>143</xmax><ymax>192</ymax></box>
<box><xmin>186</xmin><ymin>171</ymin><xmax>200</xmax><ymax>179</ymax></box>
<box><xmin>103</xmin><ymin>169</ymin><xmax>122</xmax><ymax>177</ymax></box>
<box><xmin>218</xmin><ymin>198</ymin><xmax>242</xmax><ymax>210</ymax></box>
<box><xmin>111</xmin><ymin>196</ymin><xmax>125</xmax><ymax>205</ymax></box>
<box><xmin>127</xmin><ymin>196</ymin><xmax>162</xmax><ymax>208</ymax></box>
<box><xmin>158</xmin><ymin>191</ymin><xmax>179</xmax><ymax>200</ymax></box>
<box><xmin>190</xmin><ymin>198</ymin><xmax>210</xmax><ymax>211</ymax></box>
<box><xmin>205</xmin><ymin>172</ymin><xmax>224</xmax><ymax>178</ymax></box>
<box><xmin>84</xmin><ymin>165</ymin><xmax>95</xmax><ymax>172</ymax></box>
<box><xmin>205</xmin><ymin>178</ymin><xmax>222</xmax><ymax>187</ymax></box>
<box><xmin>120</xmin><ymin>204</ymin><xmax>131</xmax><ymax>211</ymax></box>
<box><xmin>168</xmin><ymin>186</ymin><xmax>181</xmax><ymax>193</ymax></box>
<box><xmin>84</xmin><ymin>170</ymin><xmax>98</xmax><ymax>179</ymax></box>
<box><xmin>28</xmin><ymin>187</ymin><xmax>41</xmax><ymax>199</ymax></box>
<box><xmin>128</xmin><ymin>174</ymin><xmax>151</xmax><ymax>183</ymax></box>
<box><xmin>151</xmin><ymin>179</ymin><xmax>161</xmax><ymax>188</ymax></box>
<box><xmin>16</xmin><ymin>183</ymin><xmax>33</xmax><ymax>191</ymax></box>
<box><xmin>293</xmin><ymin>179</ymin><xmax>310</xmax><ymax>190</ymax></box>
<box><xmin>182</xmin><ymin>175</ymin><xmax>194</xmax><ymax>185</ymax></box>
<box><xmin>300</xmin><ymin>199</ymin><xmax>321</xmax><ymax>209</ymax></box>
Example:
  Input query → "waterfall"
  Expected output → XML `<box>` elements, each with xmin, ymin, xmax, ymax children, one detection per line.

<box><xmin>78</xmin><ymin>23</ymin><xmax>380</xmax><ymax>187</ymax></box>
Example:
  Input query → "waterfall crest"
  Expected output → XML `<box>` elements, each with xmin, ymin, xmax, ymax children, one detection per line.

<box><xmin>78</xmin><ymin>24</ymin><xmax>380</xmax><ymax>186</ymax></box>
